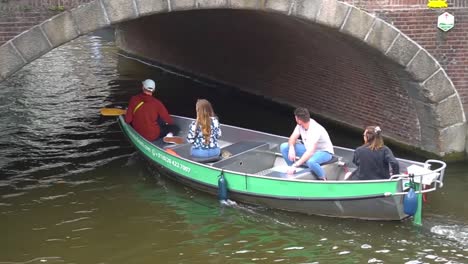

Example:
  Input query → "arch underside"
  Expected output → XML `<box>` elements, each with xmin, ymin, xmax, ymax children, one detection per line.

<box><xmin>0</xmin><ymin>0</ymin><xmax>465</xmax><ymax>156</ymax></box>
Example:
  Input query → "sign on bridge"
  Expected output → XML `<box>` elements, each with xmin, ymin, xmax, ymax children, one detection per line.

<box><xmin>437</xmin><ymin>12</ymin><xmax>454</xmax><ymax>32</ymax></box>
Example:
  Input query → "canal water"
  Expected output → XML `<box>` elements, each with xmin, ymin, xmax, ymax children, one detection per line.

<box><xmin>1</xmin><ymin>30</ymin><xmax>468</xmax><ymax>264</ymax></box>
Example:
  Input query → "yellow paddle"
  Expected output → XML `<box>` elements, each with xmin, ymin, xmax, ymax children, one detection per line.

<box><xmin>100</xmin><ymin>108</ymin><xmax>127</xmax><ymax>116</ymax></box>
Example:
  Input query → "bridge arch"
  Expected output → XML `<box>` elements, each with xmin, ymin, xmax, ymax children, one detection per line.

<box><xmin>0</xmin><ymin>0</ymin><xmax>465</xmax><ymax>157</ymax></box>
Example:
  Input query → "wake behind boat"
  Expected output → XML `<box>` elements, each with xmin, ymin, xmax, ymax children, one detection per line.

<box><xmin>116</xmin><ymin>114</ymin><xmax>446</xmax><ymax>225</ymax></box>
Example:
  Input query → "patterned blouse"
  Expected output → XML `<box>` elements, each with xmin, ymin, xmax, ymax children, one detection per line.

<box><xmin>187</xmin><ymin>117</ymin><xmax>222</xmax><ymax>149</ymax></box>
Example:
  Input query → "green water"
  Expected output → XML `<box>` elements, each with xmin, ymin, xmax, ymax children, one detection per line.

<box><xmin>1</xmin><ymin>31</ymin><xmax>467</xmax><ymax>264</ymax></box>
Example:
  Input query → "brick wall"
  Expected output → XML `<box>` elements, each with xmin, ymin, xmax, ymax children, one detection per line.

<box><xmin>116</xmin><ymin>10</ymin><xmax>423</xmax><ymax>145</ymax></box>
<box><xmin>0</xmin><ymin>0</ymin><xmax>92</xmax><ymax>46</ymax></box>
<box><xmin>340</xmin><ymin>0</ymin><xmax>468</xmax><ymax>114</ymax></box>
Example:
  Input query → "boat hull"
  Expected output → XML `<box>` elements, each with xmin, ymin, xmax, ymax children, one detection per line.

<box><xmin>119</xmin><ymin>115</ymin><xmax>416</xmax><ymax>221</ymax></box>
<box><xmin>152</xmin><ymin>159</ymin><xmax>407</xmax><ymax>221</ymax></box>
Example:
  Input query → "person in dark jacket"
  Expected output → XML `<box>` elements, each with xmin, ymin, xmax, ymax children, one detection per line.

<box><xmin>345</xmin><ymin>126</ymin><xmax>400</xmax><ymax>180</ymax></box>
<box><xmin>125</xmin><ymin>79</ymin><xmax>178</xmax><ymax>142</ymax></box>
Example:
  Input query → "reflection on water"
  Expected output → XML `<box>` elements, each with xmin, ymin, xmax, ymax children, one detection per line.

<box><xmin>0</xmin><ymin>31</ymin><xmax>468</xmax><ymax>263</ymax></box>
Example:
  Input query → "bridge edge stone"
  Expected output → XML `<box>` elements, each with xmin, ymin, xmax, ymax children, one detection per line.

<box><xmin>71</xmin><ymin>0</ymin><xmax>111</xmax><ymax>35</ymax></box>
<box><xmin>12</xmin><ymin>26</ymin><xmax>51</xmax><ymax>62</ymax></box>
<box><xmin>196</xmin><ymin>0</ymin><xmax>228</xmax><ymax>9</ymax></box>
<box><xmin>135</xmin><ymin>0</ymin><xmax>169</xmax><ymax>15</ymax></box>
<box><xmin>315</xmin><ymin>0</ymin><xmax>350</xmax><ymax>29</ymax></box>
<box><xmin>406</xmin><ymin>49</ymin><xmax>440</xmax><ymax>82</ymax></box>
<box><xmin>439</xmin><ymin>122</ymin><xmax>467</xmax><ymax>154</ymax></box>
<box><xmin>419</xmin><ymin>69</ymin><xmax>456</xmax><ymax>103</ymax></box>
<box><xmin>41</xmin><ymin>12</ymin><xmax>80</xmax><ymax>48</ymax></box>
<box><xmin>102</xmin><ymin>0</ymin><xmax>138</xmax><ymax>23</ymax></box>
<box><xmin>229</xmin><ymin>0</ymin><xmax>264</xmax><ymax>9</ymax></box>
<box><xmin>293</xmin><ymin>0</ymin><xmax>323</xmax><ymax>21</ymax></box>
<box><xmin>171</xmin><ymin>0</ymin><xmax>196</xmax><ymax>11</ymax></box>
<box><xmin>264</xmin><ymin>0</ymin><xmax>292</xmax><ymax>14</ymax></box>
<box><xmin>385</xmin><ymin>34</ymin><xmax>420</xmax><ymax>67</ymax></box>
<box><xmin>365</xmin><ymin>19</ymin><xmax>399</xmax><ymax>54</ymax></box>
<box><xmin>0</xmin><ymin>42</ymin><xmax>26</xmax><ymax>79</ymax></box>
<box><xmin>340</xmin><ymin>6</ymin><xmax>375</xmax><ymax>41</ymax></box>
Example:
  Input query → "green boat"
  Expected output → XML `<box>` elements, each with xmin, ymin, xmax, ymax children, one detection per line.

<box><xmin>118</xmin><ymin>115</ymin><xmax>446</xmax><ymax>225</ymax></box>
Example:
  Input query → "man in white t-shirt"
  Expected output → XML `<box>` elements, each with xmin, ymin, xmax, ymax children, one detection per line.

<box><xmin>280</xmin><ymin>107</ymin><xmax>334</xmax><ymax>180</ymax></box>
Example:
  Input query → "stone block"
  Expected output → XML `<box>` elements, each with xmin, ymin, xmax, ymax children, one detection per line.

<box><xmin>406</xmin><ymin>49</ymin><xmax>440</xmax><ymax>82</ymax></box>
<box><xmin>340</xmin><ymin>6</ymin><xmax>375</xmax><ymax>41</ymax></box>
<box><xmin>229</xmin><ymin>0</ymin><xmax>261</xmax><ymax>9</ymax></box>
<box><xmin>71</xmin><ymin>1</ymin><xmax>110</xmax><ymax>35</ymax></box>
<box><xmin>435</xmin><ymin>95</ymin><xmax>465</xmax><ymax>128</ymax></box>
<box><xmin>0</xmin><ymin>42</ymin><xmax>25</xmax><ymax>79</ymax></box>
<box><xmin>386</xmin><ymin>34</ymin><xmax>419</xmax><ymax>67</ymax></box>
<box><xmin>439</xmin><ymin>122</ymin><xmax>467</xmax><ymax>154</ymax></box>
<box><xmin>365</xmin><ymin>19</ymin><xmax>399</xmax><ymax>55</ymax></box>
<box><xmin>416</xmin><ymin>95</ymin><xmax>465</xmax><ymax>130</ymax></box>
<box><xmin>315</xmin><ymin>0</ymin><xmax>350</xmax><ymax>29</ymax></box>
<box><xmin>265</xmin><ymin>0</ymin><xmax>292</xmax><ymax>14</ymax></box>
<box><xmin>196</xmin><ymin>0</ymin><xmax>228</xmax><ymax>8</ymax></box>
<box><xmin>12</xmin><ymin>26</ymin><xmax>51</xmax><ymax>62</ymax></box>
<box><xmin>413</xmin><ymin>97</ymin><xmax>465</xmax><ymax>154</ymax></box>
<box><xmin>294</xmin><ymin>0</ymin><xmax>323</xmax><ymax>21</ymax></box>
<box><xmin>171</xmin><ymin>0</ymin><xmax>196</xmax><ymax>11</ymax></box>
<box><xmin>420</xmin><ymin>69</ymin><xmax>455</xmax><ymax>103</ymax></box>
<box><xmin>102</xmin><ymin>0</ymin><xmax>138</xmax><ymax>23</ymax></box>
<box><xmin>41</xmin><ymin>12</ymin><xmax>79</xmax><ymax>48</ymax></box>
<box><xmin>466</xmin><ymin>126</ymin><xmax>468</xmax><ymax>157</ymax></box>
<box><xmin>135</xmin><ymin>0</ymin><xmax>169</xmax><ymax>15</ymax></box>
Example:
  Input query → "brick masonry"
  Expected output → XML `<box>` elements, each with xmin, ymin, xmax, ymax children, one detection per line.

<box><xmin>115</xmin><ymin>7</ymin><xmax>462</xmax><ymax>152</ymax></box>
<box><xmin>341</xmin><ymin>0</ymin><xmax>468</xmax><ymax>116</ymax></box>
<box><xmin>0</xmin><ymin>0</ymin><xmax>92</xmax><ymax>46</ymax></box>
<box><xmin>0</xmin><ymin>0</ymin><xmax>466</xmax><ymax>156</ymax></box>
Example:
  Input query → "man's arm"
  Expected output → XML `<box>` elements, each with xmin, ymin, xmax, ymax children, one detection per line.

<box><xmin>157</xmin><ymin>102</ymin><xmax>173</xmax><ymax>124</ymax></box>
<box><xmin>287</xmin><ymin>128</ymin><xmax>300</xmax><ymax>162</ymax></box>
<box><xmin>293</xmin><ymin>143</ymin><xmax>316</xmax><ymax>167</ymax></box>
<box><xmin>124</xmin><ymin>97</ymin><xmax>137</xmax><ymax>124</ymax></box>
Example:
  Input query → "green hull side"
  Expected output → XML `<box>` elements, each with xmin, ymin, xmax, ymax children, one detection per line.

<box><xmin>121</xmin><ymin>118</ymin><xmax>400</xmax><ymax>200</ymax></box>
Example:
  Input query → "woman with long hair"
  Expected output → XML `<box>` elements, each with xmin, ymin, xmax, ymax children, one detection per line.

<box><xmin>186</xmin><ymin>99</ymin><xmax>222</xmax><ymax>159</ymax></box>
<box><xmin>345</xmin><ymin>126</ymin><xmax>400</xmax><ymax>180</ymax></box>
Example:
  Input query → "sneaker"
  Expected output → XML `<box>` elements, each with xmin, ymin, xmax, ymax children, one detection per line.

<box><xmin>163</xmin><ymin>136</ymin><xmax>184</xmax><ymax>144</ymax></box>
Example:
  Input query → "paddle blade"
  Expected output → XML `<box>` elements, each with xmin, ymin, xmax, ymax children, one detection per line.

<box><xmin>163</xmin><ymin>136</ymin><xmax>185</xmax><ymax>144</ymax></box>
<box><xmin>100</xmin><ymin>108</ymin><xmax>126</xmax><ymax>116</ymax></box>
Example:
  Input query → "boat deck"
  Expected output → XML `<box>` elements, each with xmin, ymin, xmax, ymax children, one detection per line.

<box><xmin>155</xmin><ymin>138</ymin><xmax>348</xmax><ymax>181</ymax></box>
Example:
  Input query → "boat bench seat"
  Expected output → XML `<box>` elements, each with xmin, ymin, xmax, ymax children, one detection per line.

<box><xmin>212</xmin><ymin>141</ymin><xmax>276</xmax><ymax>174</ymax></box>
<box><xmin>167</xmin><ymin>141</ymin><xmax>274</xmax><ymax>166</ymax></box>
<box><xmin>166</xmin><ymin>143</ymin><xmax>223</xmax><ymax>163</ymax></box>
<box><xmin>259</xmin><ymin>155</ymin><xmax>347</xmax><ymax>181</ymax></box>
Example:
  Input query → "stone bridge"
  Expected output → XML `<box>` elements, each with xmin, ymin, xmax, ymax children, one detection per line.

<box><xmin>0</xmin><ymin>0</ymin><xmax>467</xmax><ymax>158</ymax></box>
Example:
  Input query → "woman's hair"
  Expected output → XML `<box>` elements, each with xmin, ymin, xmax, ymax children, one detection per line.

<box><xmin>195</xmin><ymin>99</ymin><xmax>215</xmax><ymax>144</ymax></box>
<box><xmin>364</xmin><ymin>126</ymin><xmax>384</xmax><ymax>151</ymax></box>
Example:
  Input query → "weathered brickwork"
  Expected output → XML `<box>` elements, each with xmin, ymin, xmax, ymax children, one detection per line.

<box><xmin>340</xmin><ymin>0</ymin><xmax>468</xmax><ymax>115</ymax></box>
<box><xmin>116</xmin><ymin>10</ymin><xmax>422</xmax><ymax>145</ymax></box>
<box><xmin>0</xmin><ymin>0</ymin><xmax>92</xmax><ymax>45</ymax></box>
<box><xmin>0</xmin><ymin>0</ymin><xmax>466</xmax><ymax>156</ymax></box>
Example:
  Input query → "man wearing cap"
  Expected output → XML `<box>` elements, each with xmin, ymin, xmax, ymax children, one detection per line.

<box><xmin>125</xmin><ymin>79</ymin><xmax>176</xmax><ymax>142</ymax></box>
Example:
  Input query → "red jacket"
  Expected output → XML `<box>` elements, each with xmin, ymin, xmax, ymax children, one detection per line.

<box><xmin>125</xmin><ymin>93</ymin><xmax>173</xmax><ymax>141</ymax></box>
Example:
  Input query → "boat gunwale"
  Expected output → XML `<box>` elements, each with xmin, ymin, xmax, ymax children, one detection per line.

<box><xmin>118</xmin><ymin>115</ymin><xmax>425</xmax><ymax>184</ymax></box>
<box><xmin>116</xmin><ymin>115</ymin><xmax>447</xmax><ymax>223</ymax></box>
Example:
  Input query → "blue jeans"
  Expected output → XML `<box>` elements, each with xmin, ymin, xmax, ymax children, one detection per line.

<box><xmin>280</xmin><ymin>142</ymin><xmax>332</xmax><ymax>179</ymax></box>
<box><xmin>191</xmin><ymin>147</ymin><xmax>221</xmax><ymax>158</ymax></box>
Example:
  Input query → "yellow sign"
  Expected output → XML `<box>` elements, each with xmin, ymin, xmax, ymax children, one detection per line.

<box><xmin>427</xmin><ymin>0</ymin><xmax>448</xmax><ymax>8</ymax></box>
